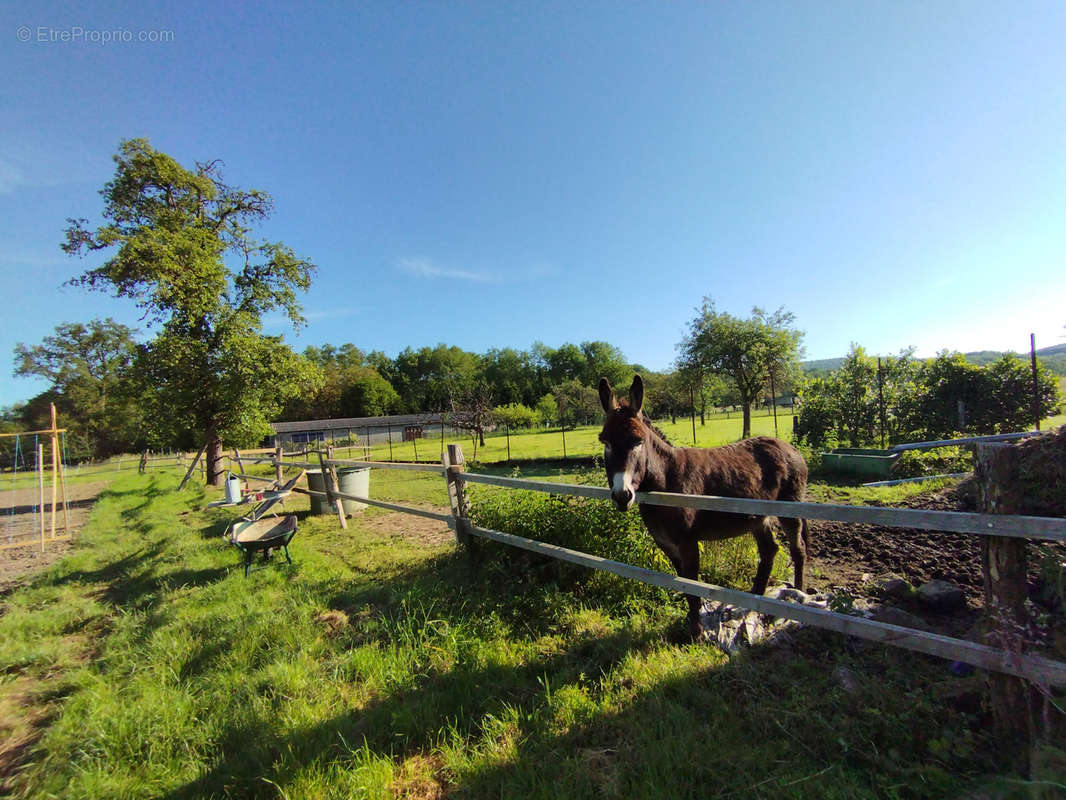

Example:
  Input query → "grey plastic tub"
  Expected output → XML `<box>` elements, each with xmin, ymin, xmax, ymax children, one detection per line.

<box><xmin>306</xmin><ymin>467</ymin><xmax>370</xmax><ymax>515</ymax></box>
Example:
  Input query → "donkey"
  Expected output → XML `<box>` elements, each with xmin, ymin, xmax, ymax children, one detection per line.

<box><xmin>598</xmin><ymin>374</ymin><xmax>809</xmax><ymax>638</ymax></box>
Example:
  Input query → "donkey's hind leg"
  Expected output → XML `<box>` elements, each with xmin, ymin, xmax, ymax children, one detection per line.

<box><xmin>779</xmin><ymin>516</ymin><xmax>807</xmax><ymax>592</ymax></box>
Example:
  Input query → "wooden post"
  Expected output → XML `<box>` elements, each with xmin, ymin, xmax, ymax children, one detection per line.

<box><xmin>690</xmin><ymin>387</ymin><xmax>697</xmax><ymax>445</ymax></box>
<box><xmin>57</xmin><ymin>434</ymin><xmax>70</xmax><ymax>533</ymax></box>
<box><xmin>37</xmin><ymin>443</ymin><xmax>45</xmax><ymax>552</ymax></box>
<box><xmin>974</xmin><ymin>441</ymin><xmax>1037</xmax><ymax>761</ymax></box>
<box><xmin>49</xmin><ymin>405</ymin><xmax>60</xmax><ymax>539</ymax></box>
<box><xmin>1031</xmin><ymin>333</ymin><xmax>1040</xmax><ymax>431</ymax></box>
<box><xmin>444</xmin><ymin>443</ymin><xmax>472</xmax><ymax>548</ymax></box>
<box><xmin>178</xmin><ymin>442</ymin><xmax>208</xmax><ymax>491</ymax></box>
<box><xmin>877</xmin><ymin>357</ymin><xmax>887</xmax><ymax>449</ymax></box>
<box><xmin>505</xmin><ymin>424</ymin><xmax>511</xmax><ymax>463</ymax></box>
<box><xmin>318</xmin><ymin>447</ymin><xmax>347</xmax><ymax>529</ymax></box>
<box><xmin>274</xmin><ymin>444</ymin><xmax>284</xmax><ymax>484</ymax></box>
<box><xmin>561</xmin><ymin>425</ymin><xmax>567</xmax><ymax>459</ymax></box>
<box><xmin>440</xmin><ymin>416</ymin><xmax>445</xmax><ymax>461</ymax></box>
<box><xmin>387</xmin><ymin>424</ymin><xmax>394</xmax><ymax>462</ymax></box>
<box><xmin>231</xmin><ymin>448</ymin><xmax>246</xmax><ymax>475</ymax></box>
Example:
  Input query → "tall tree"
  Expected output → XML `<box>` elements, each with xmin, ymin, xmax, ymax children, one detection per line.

<box><xmin>14</xmin><ymin>318</ymin><xmax>142</xmax><ymax>457</ymax></box>
<box><xmin>678</xmin><ymin>298</ymin><xmax>804</xmax><ymax>438</ymax></box>
<box><xmin>62</xmin><ymin>138</ymin><xmax>320</xmax><ymax>484</ymax></box>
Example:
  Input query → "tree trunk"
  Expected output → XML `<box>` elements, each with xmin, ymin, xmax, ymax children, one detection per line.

<box><xmin>206</xmin><ymin>431</ymin><xmax>224</xmax><ymax>487</ymax></box>
<box><xmin>741</xmin><ymin>403</ymin><xmax>752</xmax><ymax>439</ymax></box>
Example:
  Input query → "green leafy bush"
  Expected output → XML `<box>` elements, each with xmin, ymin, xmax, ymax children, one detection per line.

<box><xmin>893</xmin><ymin>447</ymin><xmax>971</xmax><ymax>479</ymax></box>
<box><xmin>468</xmin><ymin>487</ymin><xmax>672</xmax><ymax>613</ymax></box>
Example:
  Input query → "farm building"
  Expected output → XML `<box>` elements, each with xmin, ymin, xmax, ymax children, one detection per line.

<box><xmin>269</xmin><ymin>412</ymin><xmax>465</xmax><ymax>447</ymax></box>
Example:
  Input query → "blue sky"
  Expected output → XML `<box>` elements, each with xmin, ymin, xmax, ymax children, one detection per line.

<box><xmin>3</xmin><ymin>1</ymin><xmax>1064</xmax><ymax>407</ymax></box>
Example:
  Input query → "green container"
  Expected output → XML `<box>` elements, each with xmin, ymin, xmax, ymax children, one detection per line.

<box><xmin>821</xmin><ymin>448</ymin><xmax>900</xmax><ymax>478</ymax></box>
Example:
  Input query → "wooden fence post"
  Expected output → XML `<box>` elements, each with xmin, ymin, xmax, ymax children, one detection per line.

<box><xmin>318</xmin><ymin>446</ymin><xmax>348</xmax><ymax>529</ymax></box>
<box><xmin>178</xmin><ymin>442</ymin><xmax>208</xmax><ymax>491</ymax></box>
<box><xmin>37</xmin><ymin>443</ymin><xmax>45</xmax><ymax>553</ymax></box>
<box><xmin>974</xmin><ymin>441</ymin><xmax>1039</xmax><ymax>763</ymax></box>
<box><xmin>274</xmin><ymin>444</ymin><xmax>283</xmax><ymax>484</ymax></box>
<box><xmin>444</xmin><ymin>443</ymin><xmax>472</xmax><ymax>549</ymax></box>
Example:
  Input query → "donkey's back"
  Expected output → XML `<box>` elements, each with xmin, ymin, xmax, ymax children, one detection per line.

<box><xmin>686</xmin><ymin>436</ymin><xmax>807</xmax><ymax>503</ymax></box>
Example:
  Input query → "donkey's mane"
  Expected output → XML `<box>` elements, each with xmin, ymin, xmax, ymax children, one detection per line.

<box><xmin>616</xmin><ymin>401</ymin><xmax>673</xmax><ymax>446</ymax></box>
<box><xmin>641</xmin><ymin>413</ymin><xmax>673</xmax><ymax>446</ymax></box>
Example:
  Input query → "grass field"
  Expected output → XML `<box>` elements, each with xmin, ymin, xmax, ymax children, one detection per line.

<box><xmin>0</xmin><ymin>464</ymin><xmax>1052</xmax><ymax>798</ymax></box>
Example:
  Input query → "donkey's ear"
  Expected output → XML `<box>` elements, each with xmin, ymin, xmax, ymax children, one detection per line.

<box><xmin>598</xmin><ymin>378</ymin><xmax>617</xmax><ymax>412</ymax></box>
<box><xmin>629</xmin><ymin>374</ymin><xmax>644</xmax><ymax>414</ymax></box>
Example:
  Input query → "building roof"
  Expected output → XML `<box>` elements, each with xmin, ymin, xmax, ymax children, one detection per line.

<box><xmin>270</xmin><ymin>412</ymin><xmax>446</xmax><ymax>434</ymax></box>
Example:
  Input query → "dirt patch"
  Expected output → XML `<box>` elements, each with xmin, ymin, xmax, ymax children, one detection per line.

<box><xmin>357</xmin><ymin>505</ymin><xmax>454</xmax><ymax>548</ymax></box>
<box><xmin>0</xmin><ymin>481</ymin><xmax>109</xmax><ymax>594</ymax></box>
<box><xmin>807</xmin><ymin>481</ymin><xmax>1066</xmax><ymax>610</ymax></box>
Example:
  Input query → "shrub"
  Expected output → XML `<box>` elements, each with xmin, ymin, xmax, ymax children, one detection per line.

<box><xmin>468</xmin><ymin>487</ymin><xmax>671</xmax><ymax>613</ymax></box>
<box><xmin>893</xmin><ymin>446</ymin><xmax>971</xmax><ymax>479</ymax></box>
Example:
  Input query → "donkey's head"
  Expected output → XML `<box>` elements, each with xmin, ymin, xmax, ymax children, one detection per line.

<box><xmin>598</xmin><ymin>374</ymin><xmax>650</xmax><ymax>511</ymax></box>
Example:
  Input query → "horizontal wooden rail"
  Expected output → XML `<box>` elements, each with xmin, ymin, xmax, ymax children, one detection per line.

<box><xmin>460</xmin><ymin>473</ymin><xmax>1066</xmax><ymax>543</ymax></box>
<box><xmin>291</xmin><ymin>484</ymin><xmax>454</xmax><ymax>524</ymax></box>
<box><xmin>328</xmin><ymin>458</ymin><xmax>445</xmax><ymax>475</ymax></box>
<box><xmin>246</xmin><ymin>455</ymin><xmax>445</xmax><ymax>475</ymax></box>
<box><xmin>466</xmin><ymin>522</ymin><xmax>1066</xmax><ymax>687</ymax></box>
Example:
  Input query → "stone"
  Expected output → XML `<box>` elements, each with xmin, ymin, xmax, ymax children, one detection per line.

<box><xmin>833</xmin><ymin>665</ymin><xmax>861</xmax><ymax>694</ymax></box>
<box><xmin>872</xmin><ymin>606</ymin><xmax>933</xmax><ymax>633</ymax></box>
<box><xmin>878</xmin><ymin>577</ymin><xmax>914</xmax><ymax>600</ymax></box>
<box><xmin>917</xmin><ymin>579</ymin><xmax>967</xmax><ymax>612</ymax></box>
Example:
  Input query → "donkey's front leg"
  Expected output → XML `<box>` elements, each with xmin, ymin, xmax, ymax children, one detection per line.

<box><xmin>671</xmin><ymin>538</ymin><xmax>703</xmax><ymax>639</ymax></box>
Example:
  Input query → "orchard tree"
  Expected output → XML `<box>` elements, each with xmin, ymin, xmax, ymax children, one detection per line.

<box><xmin>678</xmin><ymin>298</ymin><xmax>804</xmax><ymax>438</ymax></box>
<box><xmin>62</xmin><ymin>138</ymin><xmax>321</xmax><ymax>485</ymax></box>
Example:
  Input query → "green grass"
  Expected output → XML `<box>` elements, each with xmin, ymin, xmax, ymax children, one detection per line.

<box><xmin>0</xmin><ymin>468</ymin><xmax>1037</xmax><ymax>798</ymax></box>
<box><xmin>331</xmin><ymin>410</ymin><xmax>797</xmax><ymax>465</ymax></box>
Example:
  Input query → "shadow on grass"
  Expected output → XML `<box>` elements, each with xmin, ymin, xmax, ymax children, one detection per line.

<box><xmin>158</xmin><ymin>542</ymin><xmax>993</xmax><ymax>800</ymax></box>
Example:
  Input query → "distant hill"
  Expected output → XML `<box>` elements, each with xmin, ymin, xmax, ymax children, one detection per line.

<box><xmin>802</xmin><ymin>345</ymin><xmax>1066</xmax><ymax>376</ymax></box>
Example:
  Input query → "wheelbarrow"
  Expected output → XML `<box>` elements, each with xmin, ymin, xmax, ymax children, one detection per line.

<box><xmin>230</xmin><ymin>514</ymin><xmax>298</xmax><ymax>577</ymax></box>
<box><xmin>223</xmin><ymin>470</ymin><xmax>305</xmax><ymax>577</ymax></box>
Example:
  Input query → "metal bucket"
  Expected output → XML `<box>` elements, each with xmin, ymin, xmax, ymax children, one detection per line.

<box><xmin>306</xmin><ymin>467</ymin><xmax>370</xmax><ymax>515</ymax></box>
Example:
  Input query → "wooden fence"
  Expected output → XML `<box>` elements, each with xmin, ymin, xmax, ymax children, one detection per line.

<box><xmin>243</xmin><ymin>444</ymin><xmax>1066</xmax><ymax>689</ymax></box>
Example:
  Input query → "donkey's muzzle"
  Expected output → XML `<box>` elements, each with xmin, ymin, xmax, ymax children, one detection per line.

<box><xmin>611</xmin><ymin>488</ymin><xmax>634</xmax><ymax>510</ymax></box>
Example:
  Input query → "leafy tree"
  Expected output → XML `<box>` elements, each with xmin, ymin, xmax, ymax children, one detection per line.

<box><xmin>579</xmin><ymin>341</ymin><xmax>633</xmax><ymax>388</ymax></box>
<box><xmin>481</xmin><ymin>347</ymin><xmax>542</xmax><ymax>406</ymax></box>
<box><xmin>678</xmin><ymin>298</ymin><xmax>804</xmax><ymax>438</ymax></box>
<box><xmin>62</xmin><ymin>138</ymin><xmax>320</xmax><ymax>484</ymax></box>
<box><xmin>14</xmin><ymin>319</ymin><xmax>143</xmax><ymax>457</ymax></box>
<box><xmin>339</xmin><ymin>365</ymin><xmax>401</xmax><ymax>417</ymax></box>
<box><xmin>553</xmin><ymin>379</ymin><xmax>600</xmax><ymax>429</ymax></box>
<box><xmin>534</xmin><ymin>393</ymin><xmax>557</xmax><ymax>427</ymax></box>
<box><xmin>494</xmin><ymin>402</ymin><xmax>538</xmax><ymax>429</ymax></box>
<box><xmin>391</xmin><ymin>345</ymin><xmax>480</xmax><ymax>412</ymax></box>
<box><xmin>544</xmin><ymin>343</ymin><xmax>586</xmax><ymax>386</ymax></box>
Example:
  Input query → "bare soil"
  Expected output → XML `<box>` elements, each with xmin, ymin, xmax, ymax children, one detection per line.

<box><xmin>807</xmin><ymin>480</ymin><xmax>1066</xmax><ymax>609</ymax></box>
<box><xmin>0</xmin><ymin>481</ymin><xmax>110</xmax><ymax>594</ymax></box>
<box><xmin>357</xmin><ymin>504</ymin><xmax>454</xmax><ymax>548</ymax></box>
